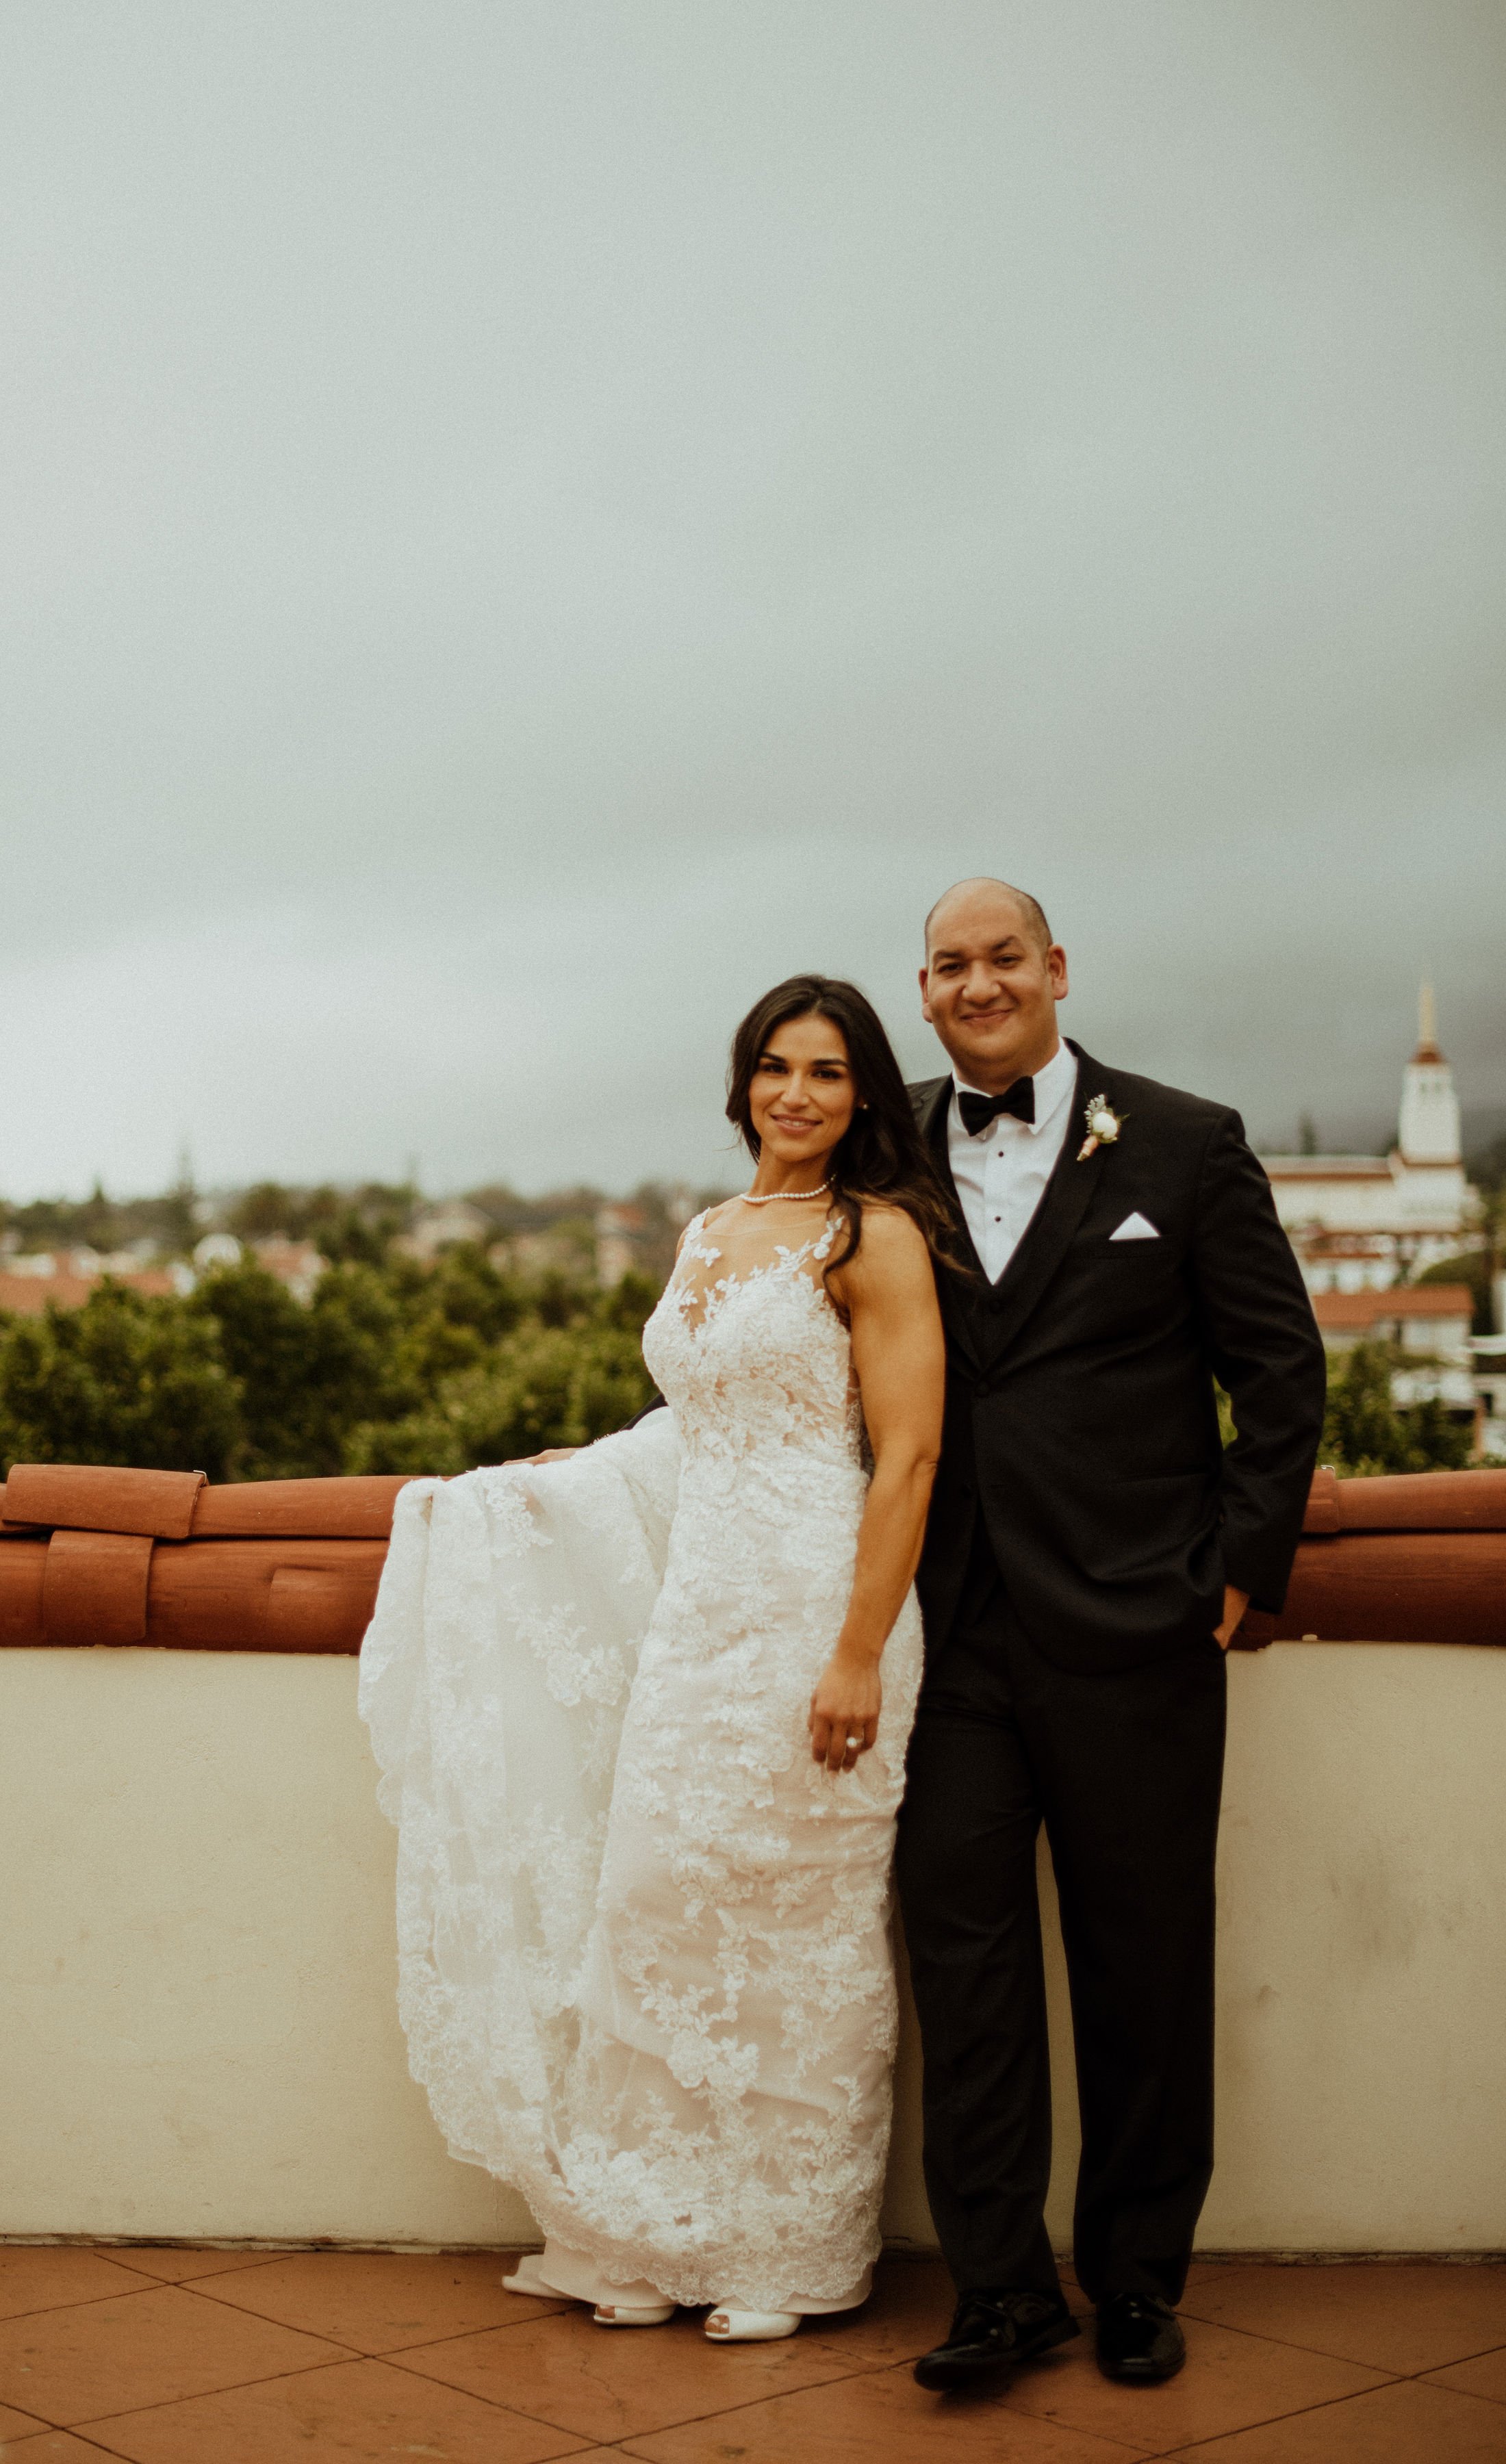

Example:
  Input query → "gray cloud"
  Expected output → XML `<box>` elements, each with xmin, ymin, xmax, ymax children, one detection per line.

<box><xmin>2</xmin><ymin>1</ymin><xmax>1502</xmax><ymax>1194</ymax></box>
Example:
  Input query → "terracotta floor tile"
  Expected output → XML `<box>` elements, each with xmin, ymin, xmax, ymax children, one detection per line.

<box><xmin>73</xmin><ymin>2249</ymin><xmax>287</xmax><ymax>2285</ymax></box>
<box><xmin>1162</xmin><ymin>2376</ymin><xmax>1506</xmax><ymax>2461</ymax></box>
<box><xmin>191</xmin><ymin>2247</ymin><xmax>567</xmax><ymax>2352</ymax></box>
<box><xmin>0</xmin><ymin>2285</ymin><xmax>346</xmax><ymax>2428</ymax></box>
<box><xmin>74</xmin><ymin>2356</ymin><xmax>594</xmax><ymax>2463</ymax></box>
<box><xmin>1178</xmin><ymin>2261</ymin><xmax>1506</xmax><ymax>2376</ymax></box>
<box><xmin>0</xmin><ymin>2436</ymin><xmax>133</xmax><ymax>2461</ymax></box>
<box><xmin>0</xmin><ymin>2409</ymin><xmax>47</xmax><ymax>2441</ymax></box>
<box><xmin>1064</xmin><ymin>2263</ymin><xmax>1225</xmax><ymax>2291</ymax></box>
<box><xmin>0</xmin><ymin>2256</ymin><xmax>159</xmax><ymax>2326</ymax></box>
<box><xmin>998</xmin><ymin>2314</ymin><xmax>1390</xmax><ymax>2452</ymax></box>
<box><xmin>395</xmin><ymin>2305</ymin><xmax>867</xmax><ymax>2443</ymax></box>
<box><xmin>808</xmin><ymin>2260</ymin><xmax>1095</xmax><ymax>2378</ymax></box>
<box><xmin>619</xmin><ymin>2362</ymin><xmax>1147</xmax><ymax>2462</ymax></box>
<box><xmin>1424</xmin><ymin>2344</ymin><xmax>1506</xmax><ymax>2404</ymax></box>
<box><xmin>789</xmin><ymin>2257</ymin><xmax>957</xmax><ymax>2370</ymax></box>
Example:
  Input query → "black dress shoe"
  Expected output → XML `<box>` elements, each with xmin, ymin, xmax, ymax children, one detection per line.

<box><xmin>913</xmin><ymin>2287</ymin><xmax>1079</xmax><ymax>2391</ymax></box>
<box><xmin>1095</xmin><ymin>2292</ymin><xmax>1186</xmax><ymax>2381</ymax></box>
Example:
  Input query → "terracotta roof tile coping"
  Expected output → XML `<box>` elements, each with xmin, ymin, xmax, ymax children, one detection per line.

<box><xmin>1302</xmin><ymin>1465</ymin><xmax>1506</xmax><ymax>1533</ymax></box>
<box><xmin>2</xmin><ymin>1464</ymin><xmax>1505</xmax><ymax>1652</ymax></box>
<box><xmin>3</xmin><ymin>1463</ymin><xmax>207</xmax><ymax>1539</ymax></box>
<box><xmin>190</xmin><ymin>1475</ymin><xmax>416</xmax><ymax>1539</ymax></box>
<box><xmin>1312</xmin><ymin>1285</ymin><xmax>1475</xmax><ymax>1329</ymax></box>
<box><xmin>2</xmin><ymin>1463</ymin><xmax>1505</xmax><ymax>1546</ymax></box>
<box><xmin>1</xmin><ymin>1467</ymin><xmax>418</xmax><ymax>1540</ymax></box>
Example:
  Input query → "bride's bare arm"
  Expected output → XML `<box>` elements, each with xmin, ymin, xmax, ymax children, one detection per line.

<box><xmin>808</xmin><ymin>1208</ymin><xmax>945</xmax><ymax>1773</ymax></box>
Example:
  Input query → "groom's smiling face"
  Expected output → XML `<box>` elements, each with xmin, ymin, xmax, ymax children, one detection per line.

<box><xmin>919</xmin><ymin>878</ymin><xmax>1069</xmax><ymax>1092</ymax></box>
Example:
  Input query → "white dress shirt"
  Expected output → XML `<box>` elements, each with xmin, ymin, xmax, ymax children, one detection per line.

<box><xmin>947</xmin><ymin>1040</ymin><xmax>1080</xmax><ymax>1283</ymax></box>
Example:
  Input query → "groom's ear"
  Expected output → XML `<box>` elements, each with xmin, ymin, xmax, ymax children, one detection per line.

<box><xmin>918</xmin><ymin>963</ymin><xmax>934</xmax><ymax>1023</ymax></box>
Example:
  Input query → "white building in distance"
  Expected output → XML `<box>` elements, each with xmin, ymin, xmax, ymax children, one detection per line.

<box><xmin>1259</xmin><ymin>986</ymin><xmax>1472</xmax><ymax>1295</ymax></box>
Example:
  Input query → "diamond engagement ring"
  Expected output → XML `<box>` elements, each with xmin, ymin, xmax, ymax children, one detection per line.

<box><xmin>845</xmin><ymin>1735</ymin><xmax>863</xmax><ymax>1750</ymax></box>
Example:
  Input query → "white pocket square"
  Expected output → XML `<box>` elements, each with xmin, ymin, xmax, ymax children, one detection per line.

<box><xmin>1109</xmin><ymin>1211</ymin><xmax>1160</xmax><ymax>1241</ymax></box>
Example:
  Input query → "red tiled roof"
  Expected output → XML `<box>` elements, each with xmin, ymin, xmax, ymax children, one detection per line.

<box><xmin>1299</xmin><ymin>1233</ymin><xmax>1394</xmax><ymax>1257</ymax></box>
<box><xmin>1311</xmin><ymin>1284</ymin><xmax>1473</xmax><ymax>1330</ymax></box>
<box><xmin>0</xmin><ymin>1270</ymin><xmax>177</xmax><ymax>1317</ymax></box>
<box><xmin>1262</xmin><ymin>1158</ymin><xmax>1392</xmax><ymax>1181</ymax></box>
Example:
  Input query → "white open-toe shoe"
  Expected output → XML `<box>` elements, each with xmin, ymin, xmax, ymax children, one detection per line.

<box><xmin>504</xmin><ymin>2246</ymin><xmax>672</xmax><ymax>2325</ymax></box>
<box><xmin>501</xmin><ymin>2255</ymin><xmax>559</xmax><ymax>2297</ymax></box>
<box><xmin>593</xmin><ymin>2298</ymin><xmax>676</xmax><ymax>2327</ymax></box>
<box><xmin>706</xmin><ymin>2307</ymin><xmax>801</xmax><ymax>2341</ymax></box>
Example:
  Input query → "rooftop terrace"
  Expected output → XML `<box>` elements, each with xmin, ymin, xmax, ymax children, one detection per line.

<box><xmin>0</xmin><ymin>2244</ymin><xmax>1502</xmax><ymax>2461</ymax></box>
<box><xmin>1</xmin><ymin>1461</ymin><xmax>1502</xmax><ymax>2461</ymax></box>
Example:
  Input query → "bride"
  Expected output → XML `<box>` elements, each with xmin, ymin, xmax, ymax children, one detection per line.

<box><xmin>359</xmin><ymin>974</ymin><xmax>948</xmax><ymax>2342</ymax></box>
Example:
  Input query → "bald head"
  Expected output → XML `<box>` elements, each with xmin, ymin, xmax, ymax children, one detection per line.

<box><xmin>919</xmin><ymin>875</ymin><xmax>1067</xmax><ymax>1090</ymax></box>
<box><xmin>923</xmin><ymin>876</ymin><xmax>1053</xmax><ymax>958</ymax></box>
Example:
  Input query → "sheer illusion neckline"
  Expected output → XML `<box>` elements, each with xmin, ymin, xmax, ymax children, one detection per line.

<box><xmin>669</xmin><ymin>1209</ymin><xmax>839</xmax><ymax>1338</ymax></box>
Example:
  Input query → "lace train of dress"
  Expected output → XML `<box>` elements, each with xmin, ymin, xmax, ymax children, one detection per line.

<box><xmin>358</xmin><ymin>1216</ymin><xmax>924</xmax><ymax>2311</ymax></box>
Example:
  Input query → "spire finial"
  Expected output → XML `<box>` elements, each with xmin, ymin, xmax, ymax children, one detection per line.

<box><xmin>1411</xmin><ymin>979</ymin><xmax>1444</xmax><ymax>1062</ymax></box>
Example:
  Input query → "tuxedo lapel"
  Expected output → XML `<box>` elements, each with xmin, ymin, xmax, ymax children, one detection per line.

<box><xmin>975</xmin><ymin>1042</ymin><xmax>1113</xmax><ymax>1365</ymax></box>
<box><xmin>919</xmin><ymin>1077</ymin><xmax>984</xmax><ymax>1266</ymax></box>
<box><xmin>916</xmin><ymin>1077</ymin><xmax>988</xmax><ymax>1372</ymax></box>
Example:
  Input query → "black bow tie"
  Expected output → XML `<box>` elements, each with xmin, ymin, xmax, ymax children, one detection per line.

<box><xmin>957</xmin><ymin>1079</ymin><xmax>1035</xmax><ymax>1138</ymax></box>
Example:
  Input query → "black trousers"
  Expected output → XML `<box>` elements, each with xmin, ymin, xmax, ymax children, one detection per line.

<box><xmin>894</xmin><ymin>1522</ymin><xmax>1227</xmax><ymax>2307</ymax></box>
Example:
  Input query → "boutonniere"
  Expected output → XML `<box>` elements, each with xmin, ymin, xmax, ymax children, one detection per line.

<box><xmin>1077</xmin><ymin>1094</ymin><xmax>1124</xmax><ymax>1162</ymax></box>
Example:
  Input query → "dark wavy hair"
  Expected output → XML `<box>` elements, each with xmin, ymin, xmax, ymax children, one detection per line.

<box><xmin>725</xmin><ymin>975</ymin><xmax>958</xmax><ymax>1284</ymax></box>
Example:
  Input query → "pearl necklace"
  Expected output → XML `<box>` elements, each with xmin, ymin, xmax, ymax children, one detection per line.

<box><xmin>739</xmin><ymin>1179</ymin><xmax>831</xmax><ymax>1206</ymax></box>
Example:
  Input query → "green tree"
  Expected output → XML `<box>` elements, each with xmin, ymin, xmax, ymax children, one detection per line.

<box><xmin>227</xmin><ymin>1181</ymin><xmax>303</xmax><ymax>1240</ymax></box>
<box><xmin>344</xmin><ymin>1322</ymin><xmax>654</xmax><ymax>1476</ymax></box>
<box><xmin>1320</xmin><ymin>1341</ymin><xmax>1473</xmax><ymax>1477</ymax></box>
<box><xmin>0</xmin><ymin>1235</ymin><xmax>657</xmax><ymax>1485</ymax></box>
<box><xmin>1414</xmin><ymin>1250</ymin><xmax>1494</xmax><ymax>1336</ymax></box>
<box><xmin>424</xmin><ymin>1244</ymin><xmax>529</xmax><ymax>1344</ymax></box>
<box><xmin>0</xmin><ymin>1283</ymin><xmax>242</xmax><ymax>1478</ymax></box>
<box><xmin>190</xmin><ymin>1260</ymin><xmax>424</xmax><ymax>1478</ymax></box>
<box><xmin>595</xmin><ymin>1271</ymin><xmax>661</xmax><ymax>1336</ymax></box>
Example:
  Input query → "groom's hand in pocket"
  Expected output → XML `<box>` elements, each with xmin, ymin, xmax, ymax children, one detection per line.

<box><xmin>1214</xmin><ymin>1584</ymin><xmax>1251</xmax><ymax>1651</ymax></box>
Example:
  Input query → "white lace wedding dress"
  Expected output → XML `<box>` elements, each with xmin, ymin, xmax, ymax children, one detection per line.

<box><xmin>358</xmin><ymin>1211</ymin><xmax>924</xmax><ymax>2311</ymax></box>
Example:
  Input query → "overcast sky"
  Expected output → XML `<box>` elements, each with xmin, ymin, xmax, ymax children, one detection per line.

<box><xmin>2</xmin><ymin>2</ymin><xmax>1503</xmax><ymax>1199</ymax></box>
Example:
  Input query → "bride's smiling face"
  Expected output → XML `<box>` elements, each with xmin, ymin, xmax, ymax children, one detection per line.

<box><xmin>748</xmin><ymin>1012</ymin><xmax>858</xmax><ymax>1167</ymax></box>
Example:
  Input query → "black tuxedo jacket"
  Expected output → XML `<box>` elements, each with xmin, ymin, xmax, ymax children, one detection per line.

<box><xmin>915</xmin><ymin>1042</ymin><xmax>1327</xmax><ymax>1673</ymax></box>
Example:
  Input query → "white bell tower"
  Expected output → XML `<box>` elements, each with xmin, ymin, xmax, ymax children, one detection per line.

<box><xmin>1396</xmin><ymin>982</ymin><xmax>1462</xmax><ymax>1166</ymax></box>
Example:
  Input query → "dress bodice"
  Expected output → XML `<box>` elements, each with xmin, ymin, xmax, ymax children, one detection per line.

<box><xmin>641</xmin><ymin>1209</ymin><xmax>865</xmax><ymax>1472</ymax></box>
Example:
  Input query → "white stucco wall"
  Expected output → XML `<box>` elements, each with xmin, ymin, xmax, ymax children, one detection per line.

<box><xmin>1</xmin><ymin>1642</ymin><xmax>1501</xmax><ymax>2253</ymax></box>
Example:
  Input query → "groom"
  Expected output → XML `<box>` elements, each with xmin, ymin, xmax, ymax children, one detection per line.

<box><xmin>897</xmin><ymin>878</ymin><xmax>1326</xmax><ymax>2393</ymax></box>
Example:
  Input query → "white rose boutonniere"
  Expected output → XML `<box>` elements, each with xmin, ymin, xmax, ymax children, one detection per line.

<box><xmin>1077</xmin><ymin>1094</ymin><xmax>1123</xmax><ymax>1163</ymax></box>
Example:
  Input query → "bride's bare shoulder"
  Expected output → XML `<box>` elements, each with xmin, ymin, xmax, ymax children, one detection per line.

<box><xmin>835</xmin><ymin>1203</ymin><xmax>934</xmax><ymax>1289</ymax></box>
<box><xmin>852</xmin><ymin>1198</ymin><xmax>926</xmax><ymax>1245</ymax></box>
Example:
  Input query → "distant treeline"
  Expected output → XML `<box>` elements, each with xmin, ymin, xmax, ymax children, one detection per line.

<box><xmin>0</xmin><ymin>1175</ymin><xmax>716</xmax><ymax>1289</ymax></box>
<box><xmin>0</xmin><ymin>1249</ymin><xmax>658</xmax><ymax>1482</ymax></box>
<box><xmin>0</xmin><ymin>1176</ymin><xmax>594</xmax><ymax>1262</ymax></box>
<box><xmin>0</xmin><ymin>1256</ymin><xmax>1475</xmax><ymax>1485</ymax></box>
